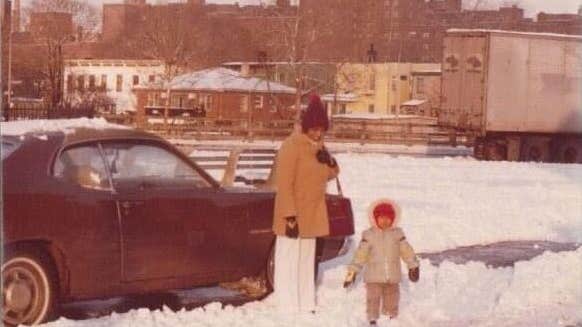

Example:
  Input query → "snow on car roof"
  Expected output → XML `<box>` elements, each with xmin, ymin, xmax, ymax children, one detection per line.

<box><xmin>137</xmin><ymin>67</ymin><xmax>297</xmax><ymax>94</ymax></box>
<box><xmin>0</xmin><ymin>118</ymin><xmax>129</xmax><ymax>136</ymax></box>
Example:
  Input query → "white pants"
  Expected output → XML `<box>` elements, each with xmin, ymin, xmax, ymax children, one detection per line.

<box><xmin>273</xmin><ymin>236</ymin><xmax>316</xmax><ymax>312</ymax></box>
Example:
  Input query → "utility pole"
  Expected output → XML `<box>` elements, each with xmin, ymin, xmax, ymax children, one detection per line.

<box><xmin>1</xmin><ymin>0</ymin><xmax>12</xmax><ymax>118</ymax></box>
<box><xmin>6</xmin><ymin>0</ymin><xmax>12</xmax><ymax>111</ymax></box>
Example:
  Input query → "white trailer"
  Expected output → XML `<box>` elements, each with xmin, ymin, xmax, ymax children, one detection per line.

<box><xmin>439</xmin><ymin>29</ymin><xmax>582</xmax><ymax>162</ymax></box>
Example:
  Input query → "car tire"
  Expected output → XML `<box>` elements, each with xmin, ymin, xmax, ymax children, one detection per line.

<box><xmin>2</xmin><ymin>247</ymin><xmax>58</xmax><ymax>327</ymax></box>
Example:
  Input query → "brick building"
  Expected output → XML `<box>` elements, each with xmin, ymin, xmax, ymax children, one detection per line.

<box><xmin>133</xmin><ymin>67</ymin><xmax>297</xmax><ymax>125</ymax></box>
<box><xmin>64</xmin><ymin>59</ymin><xmax>164</xmax><ymax>113</ymax></box>
<box><xmin>29</xmin><ymin>11</ymin><xmax>73</xmax><ymax>39</ymax></box>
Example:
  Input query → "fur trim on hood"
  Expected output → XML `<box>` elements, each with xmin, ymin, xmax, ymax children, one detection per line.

<box><xmin>367</xmin><ymin>198</ymin><xmax>402</xmax><ymax>229</ymax></box>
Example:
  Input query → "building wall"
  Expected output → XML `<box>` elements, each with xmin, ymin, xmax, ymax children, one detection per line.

<box><xmin>29</xmin><ymin>12</ymin><xmax>73</xmax><ymax>38</ymax></box>
<box><xmin>334</xmin><ymin>63</ymin><xmax>440</xmax><ymax>115</ymax></box>
<box><xmin>64</xmin><ymin>59</ymin><xmax>164</xmax><ymax>113</ymax></box>
<box><xmin>411</xmin><ymin>71</ymin><xmax>441</xmax><ymax>114</ymax></box>
<box><xmin>134</xmin><ymin>88</ymin><xmax>296</xmax><ymax>124</ymax></box>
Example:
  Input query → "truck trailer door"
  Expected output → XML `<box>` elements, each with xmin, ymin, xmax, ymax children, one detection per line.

<box><xmin>441</xmin><ymin>33</ymin><xmax>488</xmax><ymax>132</ymax></box>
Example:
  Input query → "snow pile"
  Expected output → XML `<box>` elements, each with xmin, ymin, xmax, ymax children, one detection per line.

<box><xmin>335</xmin><ymin>153</ymin><xmax>582</xmax><ymax>252</ymax></box>
<box><xmin>0</xmin><ymin>118</ymin><xmax>129</xmax><ymax>136</ymax></box>
<box><xmin>43</xmin><ymin>249</ymin><xmax>582</xmax><ymax>327</ymax></box>
<box><xmin>195</xmin><ymin>151</ymin><xmax>582</xmax><ymax>251</ymax></box>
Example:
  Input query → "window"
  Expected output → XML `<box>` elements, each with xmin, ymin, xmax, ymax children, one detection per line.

<box><xmin>77</xmin><ymin>75</ymin><xmax>85</xmax><ymax>92</ymax></box>
<box><xmin>116</xmin><ymin>75</ymin><xmax>123</xmax><ymax>92</ymax></box>
<box><xmin>368</xmin><ymin>104</ymin><xmax>375</xmax><ymax>113</ymax></box>
<box><xmin>423</xmin><ymin>43</ymin><xmax>430</xmax><ymax>50</ymax></box>
<box><xmin>240</xmin><ymin>95</ymin><xmax>249</xmax><ymax>112</ymax></box>
<box><xmin>66</xmin><ymin>74</ymin><xmax>74</xmax><ymax>92</ymax></box>
<box><xmin>148</xmin><ymin>75</ymin><xmax>155</xmax><ymax>83</ymax></box>
<box><xmin>89</xmin><ymin>75</ymin><xmax>96</xmax><ymax>91</ymax></box>
<box><xmin>101</xmin><ymin>142</ymin><xmax>211</xmax><ymax>188</ymax></box>
<box><xmin>417</xmin><ymin>77</ymin><xmax>425</xmax><ymax>95</ymax></box>
<box><xmin>133</xmin><ymin>75</ymin><xmax>139</xmax><ymax>86</ymax></box>
<box><xmin>147</xmin><ymin>92</ymin><xmax>160</xmax><ymax>106</ymax></box>
<box><xmin>101</xmin><ymin>74</ymin><xmax>107</xmax><ymax>90</ymax></box>
<box><xmin>400</xmin><ymin>75</ymin><xmax>408</xmax><ymax>81</ymax></box>
<box><xmin>54</xmin><ymin>144</ymin><xmax>110</xmax><ymax>190</ymax></box>
<box><xmin>391</xmin><ymin>105</ymin><xmax>397</xmax><ymax>114</ymax></box>
<box><xmin>340</xmin><ymin>103</ymin><xmax>347</xmax><ymax>114</ymax></box>
<box><xmin>369</xmin><ymin>71</ymin><xmax>376</xmax><ymax>90</ymax></box>
<box><xmin>171</xmin><ymin>95</ymin><xmax>185</xmax><ymax>108</ymax></box>
<box><xmin>254</xmin><ymin>95</ymin><xmax>264</xmax><ymax>109</ymax></box>
<box><xmin>423</xmin><ymin>32</ymin><xmax>430</xmax><ymax>38</ymax></box>
<box><xmin>205</xmin><ymin>95</ymin><xmax>213</xmax><ymax>111</ymax></box>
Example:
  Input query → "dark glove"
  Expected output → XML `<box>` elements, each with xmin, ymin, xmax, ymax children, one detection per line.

<box><xmin>316</xmin><ymin>147</ymin><xmax>337</xmax><ymax>168</ymax></box>
<box><xmin>409</xmin><ymin>267</ymin><xmax>419</xmax><ymax>282</ymax></box>
<box><xmin>285</xmin><ymin>216</ymin><xmax>299</xmax><ymax>239</ymax></box>
<box><xmin>343</xmin><ymin>270</ymin><xmax>356</xmax><ymax>288</ymax></box>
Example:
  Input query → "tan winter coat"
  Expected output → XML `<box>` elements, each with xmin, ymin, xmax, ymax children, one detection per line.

<box><xmin>272</xmin><ymin>132</ymin><xmax>339</xmax><ymax>238</ymax></box>
<box><xmin>348</xmin><ymin>199</ymin><xmax>419</xmax><ymax>283</ymax></box>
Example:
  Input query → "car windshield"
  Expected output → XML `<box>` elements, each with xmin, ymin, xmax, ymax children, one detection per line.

<box><xmin>1</xmin><ymin>139</ymin><xmax>21</xmax><ymax>160</ymax></box>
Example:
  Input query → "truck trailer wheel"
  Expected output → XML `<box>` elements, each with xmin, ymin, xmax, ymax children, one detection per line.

<box><xmin>484</xmin><ymin>142</ymin><xmax>507</xmax><ymax>161</ymax></box>
<box><xmin>522</xmin><ymin>138</ymin><xmax>550</xmax><ymax>162</ymax></box>
<box><xmin>558</xmin><ymin>141</ymin><xmax>582</xmax><ymax>163</ymax></box>
<box><xmin>563</xmin><ymin>147</ymin><xmax>578</xmax><ymax>163</ymax></box>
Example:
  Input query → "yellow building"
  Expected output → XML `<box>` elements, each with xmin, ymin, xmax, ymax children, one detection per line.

<box><xmin>323</xmin><ymin>63</ymin><xmax>440</xmax><ymax>116</ymax></box>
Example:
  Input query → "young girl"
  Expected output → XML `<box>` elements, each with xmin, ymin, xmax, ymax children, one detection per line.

<box><xmin>343</xmin><ymin>199</ymin><xmax>420</xmax><ymax>325</ymax></box>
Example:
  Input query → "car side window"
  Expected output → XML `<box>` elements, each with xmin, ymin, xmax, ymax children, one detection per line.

<box><xmin>101</xmin><ymin>142</ymin><xmax>211</xmax><ymax>188</ymax></box>
<box><xmin>54</xmin><ymin>144</ymin><xmax>111</xmax><ymax>191</ymax></box>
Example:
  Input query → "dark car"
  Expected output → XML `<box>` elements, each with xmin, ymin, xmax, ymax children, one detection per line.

<box><xmin>1</xmin><ymin>128</ymin><xmax>354</xmax><ymax>326</ymax></box>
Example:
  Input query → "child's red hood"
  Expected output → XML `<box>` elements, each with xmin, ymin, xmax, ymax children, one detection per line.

<box><xmin>367</xmin><ymin>198</ymin><xmax>402</xmax><ymax>230</ymax></box>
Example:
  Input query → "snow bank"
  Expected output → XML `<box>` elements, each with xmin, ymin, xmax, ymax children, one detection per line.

<box><xmin>0</xmin><ymin>118</ymin><xmax>128</xmax><ymax>136</ymax></box>
<box><xmin>335</xmin><ymin>153</ymin><xmax>582</xmax><ymax>252</ymax></box>
<box><xmin>42</xmin><ymin>249</ymin><xmax>582</xmax><ymax>327</ymax></box>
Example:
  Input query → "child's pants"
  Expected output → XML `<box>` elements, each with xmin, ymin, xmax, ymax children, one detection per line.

<box><xmin>273</xmin><ymin>236</ymin><xmax>316</xmax><ymax>312</ymax></box>
<box><xmin>366</xmin><ymin>282</ymin><xmax>400</xmax><ymax>321</ymax></box>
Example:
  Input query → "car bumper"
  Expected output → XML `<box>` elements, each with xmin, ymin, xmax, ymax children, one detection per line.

<box><xmin>317</xmin><ymin>236</ymin><xmax>353</xmax><ymax>262</ymax></box>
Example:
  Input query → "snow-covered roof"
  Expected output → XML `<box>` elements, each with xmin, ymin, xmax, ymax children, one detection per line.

<box><xmin>402</xmin><ymin>99</ymin><xmax>427</xmax><ymax>106</ymax></box>
<box><xmin>321</xmin><ymin>93</ymin><xmax>358</xmax><ymax>102</ymax></box>
<box><xmin>447</xmin><ymin>29</ymin><xmax>582</xmax><ymax>41</ymax></box>
<box><xmin>139</xmin><ymin>67</ymin><xmax>296</xmax><ymax>94</ymax></box>
<box><xmin>0</xmin><ymin>118</ymin><xmax>129</xmax><ymax>136</ymax></box>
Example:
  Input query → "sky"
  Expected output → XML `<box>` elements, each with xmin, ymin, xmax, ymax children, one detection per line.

<box><xmin>20</xmin><ymin>0</ymin><xmax>581</xmax><ymax>18</ymax></box>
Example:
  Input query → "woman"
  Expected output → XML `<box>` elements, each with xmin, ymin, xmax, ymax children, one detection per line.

<box><xmin>272</xmin><ymin>94</ymin><xmax>340</xmax><ymax>312</ymax></box>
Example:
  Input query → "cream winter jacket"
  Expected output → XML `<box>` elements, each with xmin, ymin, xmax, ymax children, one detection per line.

<box><xmin>348</xmin><ymin>199</ymin><xmax>419</xmax><ymax>284</ymax></box>
<box><xmin>272</xmin><ymin>132</ymin><xmax>340</xmax><ymax>238</ymax></box>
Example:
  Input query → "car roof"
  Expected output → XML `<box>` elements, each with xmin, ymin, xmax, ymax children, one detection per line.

<box><xmin>62</xmin><ymin>127</ymin><xmax>165</xmax><ymax>147</ymax></box>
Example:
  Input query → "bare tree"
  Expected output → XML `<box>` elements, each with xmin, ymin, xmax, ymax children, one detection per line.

<box><xmin>17</xmin><ymin>0</ymin><xmax>98</xmax><ymax>109</ymax></box>
<box><xmin>257</xmin><ymin>2</ymin><xmax>357</xmax><ymax>125</ymax></box>
<box><xmin>128</xmin><ymin>4</ymin><xmax>206</xmax><ymax>126</ymax></box>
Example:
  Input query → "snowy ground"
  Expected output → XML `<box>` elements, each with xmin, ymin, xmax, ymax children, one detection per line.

<box><xmin>1</xmin><ymin>119</ymin><xmax>580</xmax><ymax>326</ymax></box>
<box><xmin>42</xmin><ymin>151</ymin><xmax>582</xmax><ymax>327</ymax></box>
